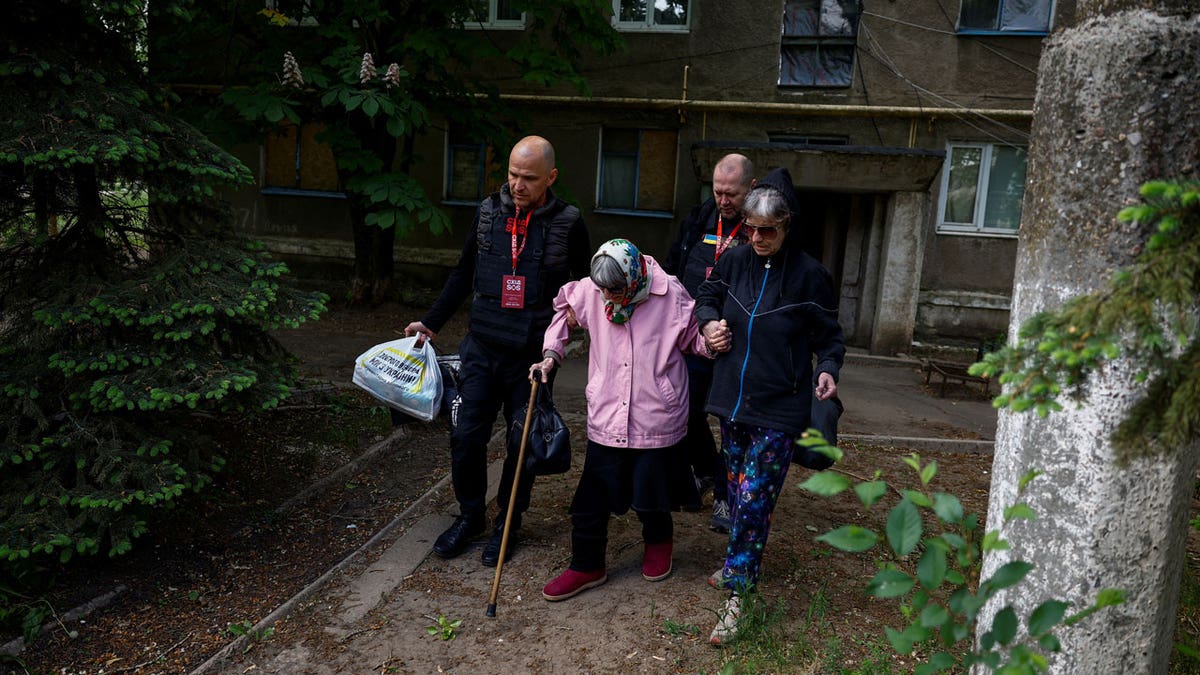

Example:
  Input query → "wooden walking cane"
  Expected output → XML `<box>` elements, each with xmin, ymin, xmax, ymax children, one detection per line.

<box><xmin>486</xmin><ymin>372</ymin><xmax>541</xmax><ymax>617</ymax></box>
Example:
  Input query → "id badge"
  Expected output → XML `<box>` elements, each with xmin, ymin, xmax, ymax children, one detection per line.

<box><xmin>705</xmin><ymin>266</ymin><xmax>713</xmax><ymax>279</ymax></box>
<box><xmin>501</xmin><ymin>274</ymin><xmax>525</xmax><ymax>309</ymax></box>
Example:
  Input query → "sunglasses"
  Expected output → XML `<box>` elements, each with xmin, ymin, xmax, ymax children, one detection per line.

<box><xmin>744</xmin><ymin>223</ymin><xmax>782</xmax><ymax>239</ymax></box>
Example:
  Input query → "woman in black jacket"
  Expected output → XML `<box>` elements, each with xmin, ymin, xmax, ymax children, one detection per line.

<box><xmin>693</xmin><ymin>168</ymin><xmax>845</xmax><ymax>645</ymax></box>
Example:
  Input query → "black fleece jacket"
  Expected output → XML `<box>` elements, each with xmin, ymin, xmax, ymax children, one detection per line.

<box><xmin>693</xmin><ymin>168</ymin><xmax>845</xmax><ymax>434</ymax></box>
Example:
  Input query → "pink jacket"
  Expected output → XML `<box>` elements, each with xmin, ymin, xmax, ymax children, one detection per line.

<box><xmin>543</xmin><ymin>255</ymin><xmax>709</xmax><ymax>449</ymax></box>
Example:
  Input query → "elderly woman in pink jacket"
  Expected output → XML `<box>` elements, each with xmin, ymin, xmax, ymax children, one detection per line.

<box><xmin>530</xmin><ymin>238</ymin><xmax>716</xmax><ymax>601</ymax></box>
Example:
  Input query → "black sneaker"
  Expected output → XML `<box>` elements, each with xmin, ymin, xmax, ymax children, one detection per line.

<box><xmin>710</xmin><ymin>499</ymin><xmax>732</xmax><ymax>534</ymax></box>
<box><xmin>481</xmin><ymin>520</ymin><xmax>518</xmax><ymax>567</ymax></box>
<box><xmin>433</xmin><ymin>514</ymin><xmax>485</xmax><ymax>559</ymax></box>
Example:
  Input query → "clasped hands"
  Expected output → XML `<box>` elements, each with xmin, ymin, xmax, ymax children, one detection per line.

<box><xmin>702</xmin><ymin>319</ymin><xmax>732</xmax><ymax>355</ymax></box>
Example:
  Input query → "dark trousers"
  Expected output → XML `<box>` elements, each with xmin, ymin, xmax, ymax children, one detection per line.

<box><xmin>569</xmin><ymin>441</ymin><xmax>674</xmax><ymax>572</ymax></box>
<box><xmin>450</xmin><ymin>332</ymin><xmax>546</xmax><ymax>522</ymax></box>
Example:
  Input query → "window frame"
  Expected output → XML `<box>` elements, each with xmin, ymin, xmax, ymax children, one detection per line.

<box><xmin>261</xmin><ymin>122</ymin><xmax>344</xmax><ymax>199</ymax></box>
<box><xmin>936</xmin><ymin>141</ymin><xmax>1026</xmax><ymax>238</ymax></box>
<box><xmin>778</xmin><ymin>0</ymin><xmax>860</xmax><ymax>89</ymax></box>
<box><xmin>594</xmin><ymin>127</ymin><xmax>677</xmax><ymax>218</ymax></box>
<box><xmin>443</xmin><ymin>132</ymin><xmax>490</xmax><ymax>206</ymax></box>
<box><xmin>955</xmin><ymin>0</ymin><xmax>1054</xmax><ymax>36</ymax></box>
<box><xmin>611</xmin><ymin>0</ymin><xmax>691</xmax><ymax>33</ymax></box>
<box><xmin>456</xmin><ymin>0</ymin><xmax>526</xmax><ymax>30</ymax></box>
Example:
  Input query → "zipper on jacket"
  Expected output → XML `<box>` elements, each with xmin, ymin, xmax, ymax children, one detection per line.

<box><xmin>730</xmin><ymin>260</ymin><xmax>771</xmax><ymax>421</ymax></box>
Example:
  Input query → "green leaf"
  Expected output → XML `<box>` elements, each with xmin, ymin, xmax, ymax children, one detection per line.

<box><xmin>1003</xmin><ymin>503</ymin><xmax>1038</xmax><ymax>522</ymax></box>
<box><xmin>1039</xmin><ymin>633</ymin><xmax>1062</xmax><ymax>652</ymax></box>
<box><xmin>920</xmin><ymin>460</ymin><xmax>938</xmax><ymax>485</ymax></box>
<box><xmin>854</xmin><ymin>480</ymin><xmax>888</xmax><ymax>507</ymax></box>
<box><xmin>904</xmin><ymin>489</ymin><xmax>933</xmax><ymax>508</ymax></box>
<box><xmin>1028</xmin><ymin>599</ymin><xmax>1069</xmax><ymax>636</ymax></box>
<box><xmin>866</xmin><ymin>568</ymin><xmax>914</xmax><ymax>598</ymax></box>
<box><xmin>931</xmin><ymin>492</ymin><xmax>964</xmax><ymax>523</ymax></box>
<box><xmin>798</xmin><ymin>471</ymin><xmax>851</xmax><ymax>496</ymax></box>
<box><xmin>816</xmin><ymin>525</ymin><xmax>878</xmax><ymax>552</ymax></box>
<box><xmin>1018</xmin><ymin>469</ymin><xmax>1044</xmax><ymax>493</ymax></box>
<box><xmin>361</xmin><ymin>95</ymin><xmax>379</xmax><ymax>117</ymax></box>
<box><xmin>986</xmin><ymin>561</ymin><xmax>1034</xmax><ymax>591</ymax></box>
<box><xmin>918</xmin><ymin>602</ymin><xmax>949</xmax><ymax>628</ymax></box>
<box><xmin>886</xmin><ymin>498</ymin><xmax>922</xmax><ymax>557</ymax></box>
<box><xmin>1095</xmin><ymin>588</ymin><xmax>1126</xmax><ymax>608</ymax></box>
<box><xmin>992</xmin><ymin>606</ymin><xmax>1018</xmax><ymax>645</ymax></box>
<box><xmin>884</xmin><ymin>623</ymin><xmax>929</xmax><ymax>655</ymax></box>
<box><xmin>981</xmin><ymin>530</ymin><xmax>1010</xmax><ymax>552</ymax></box>
<box><xmin>917</xmin><ymin>546</ymin><xmax>947</xmax><ymax>590</ymax></box>
<box><xmin>916</xmin><ymin>652</ymin><xmax>957</xmax><ymax>675</ymax></box>
<box><xmin>386</xmin><ymin>115</ymin><xmax>407</xmax><ymax>137</ymax></box>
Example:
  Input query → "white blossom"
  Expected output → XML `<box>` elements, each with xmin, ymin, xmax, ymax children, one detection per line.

<box><xmin>359</xmin><ymin>52</ymin><xmax>376</xmax><ymax>84</ymax></box>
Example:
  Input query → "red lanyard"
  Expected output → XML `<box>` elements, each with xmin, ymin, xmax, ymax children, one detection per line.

<box><xmin>713</xmin><ymin>216</ymin><xmax>742</xmax><ymax>264</ymax></box>
<box><xmin>507</xmin><ymin>209</ymin><xmax>532</xmax><ymax>273</ymax></box>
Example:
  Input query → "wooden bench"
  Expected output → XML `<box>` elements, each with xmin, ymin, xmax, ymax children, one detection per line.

<box><xmin>922</xmin><ymin>359</ymin><xmax>992</xmax><ymax>397</ymax></box>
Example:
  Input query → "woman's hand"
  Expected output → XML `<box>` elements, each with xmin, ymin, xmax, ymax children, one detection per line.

<box><xmin>530</xmin><ymin>357</ymin><xmax>557</xmax><ymax>383</ymax></box>
<box><xmin>702</xmin><ymin>319</ymin><xmax>732</xmax><ymax>354</ymax></box>
<box><xmin>815</xmin><ymin>372</ymin><xmax>838</xmax><ymax>401</ymax></box>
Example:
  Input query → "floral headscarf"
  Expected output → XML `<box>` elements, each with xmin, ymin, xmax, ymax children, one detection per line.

<box><xmin>593</xmin><ymin>238</ymin><xmax>652</xmax><ymax>324</ymax></box>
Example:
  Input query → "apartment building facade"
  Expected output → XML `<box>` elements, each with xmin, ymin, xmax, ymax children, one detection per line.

<box><xmin>221</xmin><ymin>0</ymin><xmax>1073</xmax><ymax>355</ymax></box>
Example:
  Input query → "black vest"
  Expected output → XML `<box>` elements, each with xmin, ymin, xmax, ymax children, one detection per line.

<box><xmin>470</xmin><ymin>189</ymin><xmax>578</xmax><ymax>348</ymax></box>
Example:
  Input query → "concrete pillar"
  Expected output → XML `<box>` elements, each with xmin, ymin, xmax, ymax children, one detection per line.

<box><xmin>869</xmin><ymin>190</ymin><xmax>927</xmax><ymax>355</ymax></box>
<box><xmin>979</xmin><ymin>6</ymin><xmax>1200</xmax><ymax>674</ymax></box>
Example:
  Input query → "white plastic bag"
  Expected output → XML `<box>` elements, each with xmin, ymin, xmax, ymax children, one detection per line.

<box><xmin>352</xmin><ymin>336</ymin><xmax>443</xmax><ymax>422</ymax></box>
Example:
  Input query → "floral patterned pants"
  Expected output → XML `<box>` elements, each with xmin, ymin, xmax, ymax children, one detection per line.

<box><xmin>718</xmin><ymin>418</ymin><xmax>796</xmax><ymax>592</ymax></box>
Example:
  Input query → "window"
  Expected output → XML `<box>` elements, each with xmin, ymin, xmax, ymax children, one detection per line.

<box><xmin>597</xmin><ymin>129</ymin><xmax>677</xmax><ymax>215</ymax></box>
<box><xmin>612</xmin><ymin>0</ymin><xmax>690</xmax><ymax>32</ymax></box>
<box><xmin>453</xmin><ymin>0</ymin><xmax>525</xmax><ymax>29</ymax></box>
<box><xmin>444</xmin><ymin>129</ymin><xmax>498</xmax><ymax>204</ymax></box>
<box><xmin>263</xmin><ymin>122</ymin><xmax>341</xmax><ymax>196</ymax></box>
<box><xmin>957</xmin><ymin>0</ymin><xmax>1053</xmax><ymax>34</ymax></box>
<box><xmin>779</xmin><ymin>0</ymin><xmax>859</xmax><ymax>88</ymax></box>
<box><xmin>937</xmin><ymin>142</ymin><xmax>1027</xmax><ymax>235</ymax></box>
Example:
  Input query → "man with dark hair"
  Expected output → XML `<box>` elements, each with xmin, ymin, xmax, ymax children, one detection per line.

<box><xmin>405</xmin><ymin>135</ymin><xmax>591</xmax><ymax>566</ymax></box>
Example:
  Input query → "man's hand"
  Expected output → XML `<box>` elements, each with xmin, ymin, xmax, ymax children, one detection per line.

<box><xmin>815</xmin><ymin>372</ymin><xmax>838</xmax><ymax>401</ymax></box>
<box><xmin>404</xmin><ymin>321</ymin><xmax>436</xmax><ymax>346</ymax></box>
<box><xmin>530</xmin><ymin>357</ymin><xmax>557</xmax><ymax>383</ymax></box>
<box><xmin>702</xmin><ymin>319</ymin><xmax>732</xmax><ymax>354</ymax></box>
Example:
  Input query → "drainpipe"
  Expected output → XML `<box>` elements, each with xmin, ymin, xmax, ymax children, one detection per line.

<box><xmin>165</xmin><ymin>83</ymin><xmax>1033</xmax><ymax>121</ymax></box>
<box><xmin>489</xmin><ymin>93</ymin><xmax>1034</xmax><ymax>121</ymax></box>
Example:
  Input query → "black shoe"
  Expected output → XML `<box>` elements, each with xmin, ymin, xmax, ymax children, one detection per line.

<box><xmin>433</xmin><ymin>514</ymin><xmax>485</xmax><ymax>559</ymax></box>
<box><xmin>481</xmin><ymin>520</ymin><xmax>518</xmax><ymax>567</ymax></box>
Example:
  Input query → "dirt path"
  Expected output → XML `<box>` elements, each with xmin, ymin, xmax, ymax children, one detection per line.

<box><xmin>203</xmin><ymin>303</ymin><xmax>997</xmax><ymax>674</ymax></box>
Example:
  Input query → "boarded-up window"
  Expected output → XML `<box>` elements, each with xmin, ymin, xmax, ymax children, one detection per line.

<box><xmin>445</xmin><ymin>128</ymin><xmax>500</xmax><ymax>203</ymax></box>
<box><xmin>779</xmin><ymin>0</ymin><xmax>859</xmax><ymax>88</ymax></box>
<box><xmin>958</xmin><ymin>0</ymin><xmax>1052</xmax><ymax>33</ymax></box>
<box><xmin>264</xmin><ymin>122</ymin><xmax>339</xmax><ymax>192</ymax></box>
<box><xmin>598</xmin><ymin>128</ymin><xmax>677</xmax><ymax>213</ymax></box>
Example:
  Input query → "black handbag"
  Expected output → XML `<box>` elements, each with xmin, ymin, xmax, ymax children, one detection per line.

<box><xmin>510</xmin><ymin>385</ymin><xmax>571</xmax><ymax>476</ymax></box>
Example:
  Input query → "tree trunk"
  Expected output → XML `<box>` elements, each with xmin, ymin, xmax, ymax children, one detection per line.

<box><xmin>978</xmin><ymin>5</ymin><xmax>1200</xmax><ymax>673</ymax></box>
<box><xmin>345</xmin><ymin>114</ymin><xmax>401</xmax><ymax>306</ymax></box>
<box><xmin>348</xmin><ymin>205</ymin><xmax>397</xmax><ymax>305</ymax></box>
